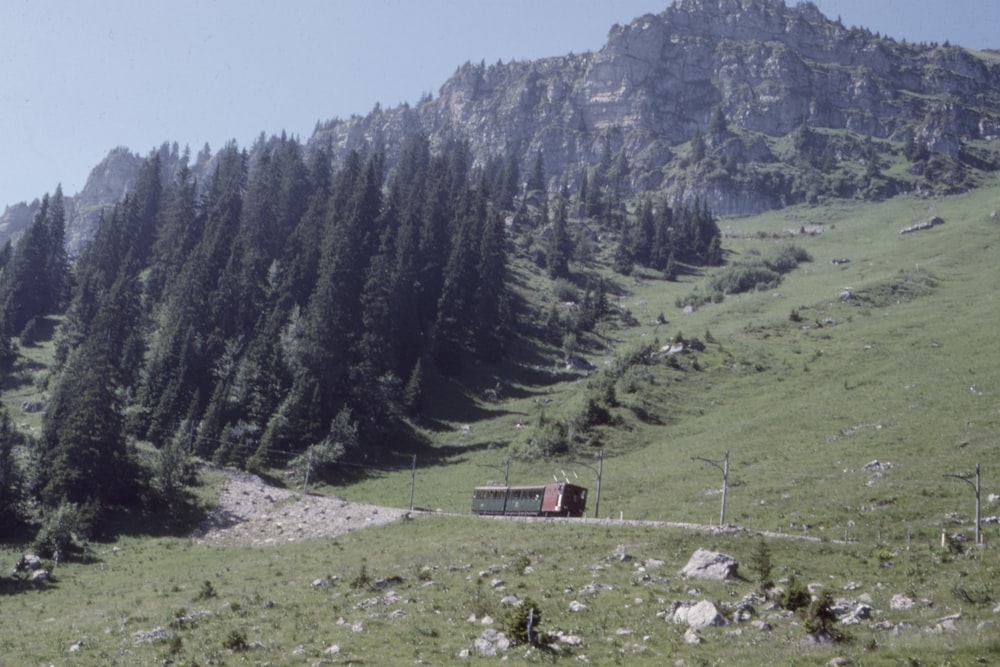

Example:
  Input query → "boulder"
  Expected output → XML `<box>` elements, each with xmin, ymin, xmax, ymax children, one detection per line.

<box><xmin>682</xmin><ymin>548</ymin><xmax>739</xmax><ymax>580</ymax></box>
<box><xmin>890</xmin><ymin>594</ymin><xmax>915</xmax><ymax>611</ymax></box>
<box><xmin>474</xmin><ymin>628</ymin><xmax>510</xmax><ymax>656</ymax></box>
<box><xmin>673</xmin><ymin>600</ymin><xmax>729</xmax><ymax>630</ymax></box>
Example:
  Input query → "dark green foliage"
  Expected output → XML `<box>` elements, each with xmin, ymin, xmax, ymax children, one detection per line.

<box><xmin>780</xmin><ymin>575</ymin><xmax>811</xmax><ymax>612</ymax></box>
<box><xmin>526</xmin><ymin>150</ymin><xmax>546</xmax><ymax>194</ymax></box>
<box><xmin>223</xmin><ymin>629</ymin><xmax>248</xmax><ymax>652</ymax></box>
<box><xmin>7</xmin><ymin>118</ymin><xmax>725</xmax><ymax>518</ymax></box>
<box><xmin>747</xmin><ymin>539</ymin><xmax>774</xmax><ymax>591</ymax></box>
<box><xmin>515</xmin><ymin>412</ymin><xmax>568</xmax><ymax>459</ymax></box>
<box><xmin>707</xmin><ymin>245</ymin><xmax>810</xmax><ymax>296</ymax></box>
<box><xmin>502</xmin><ymin>597</ymin><xmax>545</xmax><ymax>646</ymax></box>
<box><xmin>0</xmin><ymin>189</ymin><xmax>70</xmax><ymax>348</ymax></box>
<box><xmin>34</xmin><ymin>501</ymin><xmax>95</xmax><ymax>556</ymax></box>
<box><xmin>690</xmin><ymin>129</ymin><xmax>706</xmax><ymax>163</ymax></box>
<box><xmin>546</xmin><ymin>186</ymin><xmax>573</xmax><ymax>279</ymax></box>
<box><xmin>196</xmin><ymin>579</ymin><xmax>217</xmax><ymax>601</ymax></box>
<box><xmin>804</xmin><ymin>591</ymin><xmax>848</xmax><ymax>642</ymax></box>
<box><xmin>0</xmin><ymin>408</ymin><xmax>24</xmax><ymax>535</ymax></box>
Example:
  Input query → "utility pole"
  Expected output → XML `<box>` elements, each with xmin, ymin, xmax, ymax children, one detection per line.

<box><xmin>569</xmin><ymin>450</ymin><xmax>603</xmax><ymax>518</ymax></box>
<box><xmin>945</xmin><ymin>463</ymin><xmax>981</xmax><ymax>546</ymax></box>
<box><xmin>409</xmin><ymin>455</ymin><xmax>417</xmax><ymax>511</ymax></box>
<box><xmin>302</xmin><ymin>445</ymin><xmax>314</xmax><ymax>495</ymax></box>
<box><xmin>693</xmin><ymin>449</ymin><xmax>729</xmax><ymax>527</ymax></box>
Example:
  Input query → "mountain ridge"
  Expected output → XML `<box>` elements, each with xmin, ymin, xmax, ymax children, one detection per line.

<box><xmin>5</xmin><ymin>0</ymin><xmax>1000</xmax><ymax>251</ymax></box>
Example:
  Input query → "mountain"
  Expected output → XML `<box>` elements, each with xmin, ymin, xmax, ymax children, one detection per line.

<box><xmin>309</xmin><ymin>0</ymin><xmax>1000</xmax><ymax>211</ymax></box>
<box><xmin>4</xmin><ymin>0</ymin><xmax>1000</xmax><ymax>250</ymax></box>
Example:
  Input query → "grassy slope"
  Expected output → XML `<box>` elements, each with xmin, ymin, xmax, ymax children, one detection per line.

<box><xmin>4</xmin><ymin>181</ymin><xmax>1000</xmax><ymax>664</ymax></box>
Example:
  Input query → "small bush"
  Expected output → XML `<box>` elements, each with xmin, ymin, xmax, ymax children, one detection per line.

<box><xmin>469</xmin><ymin>577</ymin><xmax>494</xmax><ymax>618</ymax></box>
<box><xmin>780</xmin><ymin>576</ymin><xmax>810</xmax><ymax>611</ymax></box>
<box><xmin>19</xmin><ymin>318</ymin><xmax>39</xmax><ymax>346</ymax></box>
<box><xmin>195</xmin><ymin>580</ymin><xmax>217</xmax><ymax>601</ymax></box>
<box><xmin>952</xmin><ymin>582</ymin><xmax>994</xmax><ymax>606</ymax></box>
<box><xmin>551</xmin><ymin>279</ymin><xmax>579</xmax><ymax>303</ymax></box>
<box><xmin>34</xmin><ymin>501</ymin><xmax>95</xmax><ymax>556</ymax></box>
<box><xmin>804</xmin><ymin>591</ymin><xmax>849</xmax><ymax>642</ymax></box>
<box><xmin>747</xmin><ymin>539</ymin><xmax>774</xmax><ymax>591</ymax></box>
<box><xmin>350</xmin><ymin>560</ymin><xmax>372</xmax><ymax>590</ymax></box>
<box><xmin>223</xmin><ymin>628</ymin><xmax>248</xmax><ymax>652</ymax></box>
<box><xmin>502</xmin><ymin>597</ymin><xmax>545</xmax><ymax>646</ymax></box>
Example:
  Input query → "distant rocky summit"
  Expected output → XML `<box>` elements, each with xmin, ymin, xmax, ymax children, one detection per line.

<box><xmin>5</xmin><ymin>0</ymin><xmax>1000</xmax><ymax>250</ymax></box>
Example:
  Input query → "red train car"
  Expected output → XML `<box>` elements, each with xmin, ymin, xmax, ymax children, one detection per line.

<box><xmin>471</xmin><ymin>482</ymin><xmax>588</xmax><ymax>517</ymax></box>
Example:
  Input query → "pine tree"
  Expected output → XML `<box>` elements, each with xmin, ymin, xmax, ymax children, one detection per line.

<box><xmin>39</xmin><ymin>274</ymin><xmax>141</xmax><ymax>515</ymax></box>
<box><xmin>0</xmin><ymin>194</ymin><xmax>56</xmax><ymax>337</ymax></box>
<box><xmin>433</xmin><ymin>188</ymin><xmax>484</xmax><ymax>375</ymax></box>
<box><xmin>526</xmin><ymin>149</ymin><xmax>546</xmax><ymax>194</ymax></box>
<box><xmin>473</xmin><ymin>208</ymin><xmax>507</xmax><ymax>362</ymax></box>
<box><xmin>631</xmin><ymin>198</ymin><xmax>655</xmax><ymax>266</ymax></box>
<box><xmin>546</xmin><ymin>186</ymin><xmax>572</xmax><ymax>280</ymax></box>
<box><xmin>613</xmin><ymin>221</ymin><xmax>634</xmax><ymax>275</ymax></box>
<box><xmin>0</xmin><ymin>407</ymin><xmax>23</xmax><ymax>536</ymax></box>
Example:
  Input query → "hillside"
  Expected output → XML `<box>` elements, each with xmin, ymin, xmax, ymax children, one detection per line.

<box><xmin>5</xmin><ymin>0</ymin><xmax>1000</xmax><ymax>251</ymax></box>
<box><xmin>3</xmin><ymin>184</ymin><xmax>1000</xmax><ymax>665</ymax></box>
<box><xmin>3</xmin><ymin>1</ymin><xmax>1000</xmax><ymax>663</ymax></box>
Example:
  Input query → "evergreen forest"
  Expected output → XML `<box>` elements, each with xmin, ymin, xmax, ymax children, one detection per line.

<box><xmin>0</xmin><ymin>133</ymin><xmax>722</xmax><ymax>547</ymax></box>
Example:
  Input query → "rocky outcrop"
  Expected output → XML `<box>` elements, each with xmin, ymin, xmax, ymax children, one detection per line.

<box><xmin>682</xmin><ymin>548</ymin><xmax>739</xmax><ymax>580</ymax></box>
<box><xmin>307</xmin><ymin>0</ymin><xmax>1000</xmax><ymax>215</ymax></box>
<box><xmin>7</xmin><ymin>0</ymin><xmax>1000</xmax><ymax>249</ymax></box>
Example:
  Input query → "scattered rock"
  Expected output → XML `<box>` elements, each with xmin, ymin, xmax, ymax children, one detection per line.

<box><xmin>800</xmin><ymin>630</ymin><xmax>838</xmax><ymax>647</ymax></box>
<box><xmin>681</xmin><ymin>549</ymin><xmax>739</xmax><ymax>580</ymax></box>
<box><xmin>673</xmin><ymin>600</ymin><xmax>728</xmax><ymax>630</ymax></box>
<box><xmin>474</xmin><ymin>628</ymin><xmax>510</xmax><ymax>657</ymax></box>
<box><xmin>863</xmin><ymin>460</ymin><xmax>894</xmax><ymax>472</ymax></box>
<box><xmin>569</xmin><ymin>600</ymin><xmax>588</xmax><ymax>612</ymax></box>
<box><xmin>890</xmin><ymin>594</ymin><xmax>915</xmax><ymax>611</ymax></box>
<box><xmin>133</xmin><ymin>628</ymin><xmax>173</xmax><ymax>643</ymax></box>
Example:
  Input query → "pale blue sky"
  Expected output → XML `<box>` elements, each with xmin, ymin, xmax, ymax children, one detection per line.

<box><xmin>2</xmin><ymin>0</ymin><xmax>997</xmax><ymax>209</ymax></box>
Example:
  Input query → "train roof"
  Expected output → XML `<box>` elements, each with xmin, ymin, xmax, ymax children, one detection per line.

<box><xmin>473</xmin><ymin>482</ymin><xmax>587</xmax><ymax>491</ymax></box>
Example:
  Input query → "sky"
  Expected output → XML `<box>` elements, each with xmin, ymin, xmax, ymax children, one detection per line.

<box><xmin>2</xmin><ymin>0</ymin><xmax>998</xmax><ymax>210</ymax></box>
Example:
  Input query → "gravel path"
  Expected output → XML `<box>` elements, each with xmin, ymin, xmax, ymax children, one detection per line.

<box><xmin>193</xmin><ymin>470</ymin><xmax>410</xmax><ymax>547</ymax></box>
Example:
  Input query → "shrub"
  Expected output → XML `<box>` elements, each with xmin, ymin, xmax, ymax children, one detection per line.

<box><xmin>223</xmin><ymin>628</ymin><xmax>248</xmax><ymax>652</ymax></box>
<box><xmin>350</xmin><ymin>560</ymin><xmax>372</xmax><ymax>590</ymax></box>
<box><xmin>747</xmin><ymin>539</ymin><xmax>774</xmax><ymax>591</ymax></box>
<box><xmin>804</xmin><ymin>591</ymin><xmax>848</xmax><ymax>642</ymax></box>
<box><xmin>19</xmin><ymin>318</ymin><xmax>39</xmax><ymax>346</ymax></box>
<box><xmin>502</xmin><ymin>597</ymin><xmax>545</xmax><ymax>646</ymax></box>
<box><xmin>780</xmin><ymin>575</ymin><xmax>811</xmax><ymax>612</ymax></box>
<box><xmin>195</xmin><ymin>580</ymin><xmax>217</xmax><ymax>601</ymax></box>
<box><xmin>34</xmin><ymin>501</ymin><xmax>95</xmax><ymax>556</ymax></box>
<box><xmin>551</xmin><ymin>279</ymin><xmax>579</xmax><ymax>303</ymax></box>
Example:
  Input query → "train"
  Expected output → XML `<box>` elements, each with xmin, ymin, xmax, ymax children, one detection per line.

<box><xmin>471</xmin><ymin>482</ymin><xmax>588</xmax><ymax>517</ymax></box>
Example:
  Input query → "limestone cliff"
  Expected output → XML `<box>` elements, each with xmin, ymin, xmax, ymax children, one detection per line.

<box><xmin>308</xmin><ymin>0</ymin><xmax>1000</xmax><ymax>214</ymax></box>
<box><xmin>5</xmin><ymin>0</ymin><xmax>1000</xmax><ymax>248</ymax></box>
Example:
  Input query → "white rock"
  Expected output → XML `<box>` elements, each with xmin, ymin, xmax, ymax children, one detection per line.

<box><xmin>681</xmin><ymin>549</ymin><xmax>738</xmax><ymax>580</ymax></box>
<box><xmin>674</xmin><ymin>600</ymin><xmax>728</xmax><ymax>630</ymax></box>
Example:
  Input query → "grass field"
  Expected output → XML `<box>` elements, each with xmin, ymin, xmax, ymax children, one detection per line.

<box><xmin>3</xmin><ymin>181</ymin><xmax>1000</xmax><ymax>664</ymax></box>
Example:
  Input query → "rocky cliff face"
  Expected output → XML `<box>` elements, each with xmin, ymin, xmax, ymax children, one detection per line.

<box><xmin>309</xmin><ymin>0</ymin><xmax>1000</xmax><ymax>214</ymax></box>
<box><xmin>5</xmin><ymin>0</ymin><xmax>1000</xmax><ymax>247</ymax></box>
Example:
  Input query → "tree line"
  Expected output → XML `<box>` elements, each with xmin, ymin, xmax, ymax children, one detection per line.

<box><xmin>0</xmin><ymin>132</ymin><xmax>722</xmax><ymax>549</ymax></box>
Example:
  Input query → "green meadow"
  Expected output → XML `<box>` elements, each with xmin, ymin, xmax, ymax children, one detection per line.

<box><xmin>4</xmin><ymin>180</ymin><xmax>1000</xmax><ymax>664</ymax></box>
